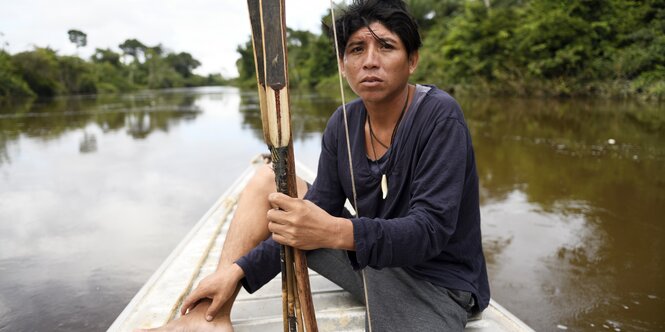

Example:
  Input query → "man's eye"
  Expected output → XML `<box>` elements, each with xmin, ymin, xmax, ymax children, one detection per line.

<box><xmin>381</xmin><ymin>43</ymin><xmax>394</xmax><ymax>50</ymax></box>
<box><xmin>350</xmin><ymin>47</ymin><xmax>363</xmax><ymax>53</ymax></box>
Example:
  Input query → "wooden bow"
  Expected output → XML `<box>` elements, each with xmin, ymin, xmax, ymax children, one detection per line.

<box><xmin>246</xmin><ymin>1</ymin><xmax>318</xmax><ymax>331</ymax></box>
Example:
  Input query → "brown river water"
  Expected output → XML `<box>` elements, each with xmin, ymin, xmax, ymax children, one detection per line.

<box><xmin>0</xmin><ymin>86</ymin><xmax>663</xmax><ymax>331</ymax></box>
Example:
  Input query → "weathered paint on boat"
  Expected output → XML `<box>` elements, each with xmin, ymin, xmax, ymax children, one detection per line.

<box><xmin>108</xmin><ymin>156</ymin><xmax>534</xmax><ymax>332</ymax></box>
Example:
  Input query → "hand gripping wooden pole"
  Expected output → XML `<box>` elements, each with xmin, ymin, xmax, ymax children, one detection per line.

<box><xmin>246</xmin><ymin>1</ymin><xmax>318</xmax><ymax>331</ymax></box>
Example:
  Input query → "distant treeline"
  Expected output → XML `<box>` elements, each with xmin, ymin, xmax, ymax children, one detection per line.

<box><xmin>0</xmin><ymin>33</ymin><xmax>228</xmax><ymax>100</ymax></box>
<box><xmin>236</xmin><ymin>0</ymin><xmax>665</xmax><ymax>99</ymax></box>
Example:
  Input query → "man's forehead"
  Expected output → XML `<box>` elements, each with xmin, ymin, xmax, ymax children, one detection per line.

<box><xmin>348</xmin><ymin>24</ymin><xmax>400</xmax><ymax>43</ymax></box>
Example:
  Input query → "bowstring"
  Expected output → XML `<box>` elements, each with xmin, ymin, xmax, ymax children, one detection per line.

<box><xmin>329</xmin><ymin>2</ymin><xmax>373</xmax><ymax>331</ymax></box>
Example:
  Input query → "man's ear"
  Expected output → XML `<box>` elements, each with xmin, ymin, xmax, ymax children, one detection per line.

<box><xmin>408</xmin><ymin>51</ymin><xmax>419</xmax><ymax>74</ymax></box>
<box><xmin>338</xmin><ymin>57</ymin><xmax>346</xmax><ymax>77</ymax></box>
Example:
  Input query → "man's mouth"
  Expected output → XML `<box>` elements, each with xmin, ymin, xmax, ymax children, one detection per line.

<box><xmin>360</xmin><ymin>76</ymin><xmax>383</xmax><ymax>84</ymax></box>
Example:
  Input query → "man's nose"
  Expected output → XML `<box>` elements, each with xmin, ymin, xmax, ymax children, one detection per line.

<box><xmin>362</xmin><ymin>46</ymin><xmax>380</xmax><ymax>70</ymax></box>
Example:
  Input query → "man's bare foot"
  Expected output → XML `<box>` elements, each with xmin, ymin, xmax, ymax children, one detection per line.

<box><xmin>134</xmin><ymin>300</ymin><xmax>233</xmax><ymax>332</ymax></box>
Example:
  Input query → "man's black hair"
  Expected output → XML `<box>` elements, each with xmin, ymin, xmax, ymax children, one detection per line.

<box><xmin>330</xmin><ymin>0</ymin><xmax>422</xmax><ymax>58</ymax></box>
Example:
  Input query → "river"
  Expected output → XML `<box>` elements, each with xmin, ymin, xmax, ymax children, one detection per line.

<box><xmin>0</xmin><ymin>86</ymin><xmax>663</xmax><ymax>331</ymax></box>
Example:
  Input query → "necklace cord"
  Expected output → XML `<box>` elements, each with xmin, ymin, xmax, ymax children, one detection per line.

<box><xmin>369</xmin><ymin>129</ymin><xmax>390</xmax><ymax>149</ymax></box>
<box><xmin>367</xmin><ymin>86</ymin><xmax>410</xmax><ymax>174</ymax></box>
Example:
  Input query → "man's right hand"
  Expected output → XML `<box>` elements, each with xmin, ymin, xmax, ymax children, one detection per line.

<box><xmin>180</xmin><ymin>263</ymin><xmax>244</xmax><ymax>321</ymax></box>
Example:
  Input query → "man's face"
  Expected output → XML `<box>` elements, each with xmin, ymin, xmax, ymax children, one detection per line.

<box><xmin>341</xmin><ymin>22</ymin><xmax>418</xmax><ymax>105</ymax></box>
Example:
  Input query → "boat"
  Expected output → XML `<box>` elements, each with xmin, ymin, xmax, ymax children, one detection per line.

<box><xmin>108</xmin><ymin>155</ymin><xmax>534</xmax><ymax>332</ymax></box>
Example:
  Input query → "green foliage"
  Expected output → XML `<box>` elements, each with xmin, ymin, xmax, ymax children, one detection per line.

<box><xmin>0</xmin><ymin>50</ymin><xmax>35</xmax><ymax>98</ymax></box>
<box><xmin>423</xmin><ymin>0</ymin><xmax>665</xmax><ymax>98</ymax></box>
<box><xmin>235</xmin><ymin>39</ymin><xmax>257</xmax><ymax>88</ymax></box>
<box><xmin>287</xmin><ymin>28</ymin><xmax>337</xmax><ymax>89</ymax></box>
<box><xmin>91</xmin><ymin>62</ymin><xmax>129</xmax><ymax>93</ymax></box>
<box><xmin>118</xmin><ymin>38</ymin><xmax>147</xmax><ymax>62</ymax></box>
<box><xmin>142</xmin><ymin>44</ymin><xmax>176</xmax><ymax>89</ymax></box>
<box><xmin>235</xmin><ymin>27</ymin><xmax>338</xmax><ymax>90</ymax></box>
<box><xmin>58</xmin><ymin>56</ymin><xmax>97</xmax><ymax>94</ymax></box>
<box><xmin>205</xmin><ymin>73</ymin><xmax>230</xmax><ymax>86</ymax></box>
<box><xmin>165</xmin><ymin>52</ymin><xmax>201</xmax><ymax>78</ymax></box>
<box><xmin>1</xmin><ymin>35</ymin><xmax>229</xmax><ymax>100</ymax></box>
<box><xmin>238</xmin><ymin>0</ymin><xmax>664</xmax><ymax>99</ymax></box>
<box><xmin>67</xmin><ymin>29</ymin><xmax>87</xmax><ymax>49</ymax></box>
<box><xmin>12</xmin><ymin>48</ymin><xmax>63</xmax><ymax>97</ymax></box>
<box><xmin>515</xmin><ymin>0</ymin><xmax>610</xmax><ymax>78</ymax></box>
<box><xmin>91</xmin><ymin>48</ymin><xmax>121</xmax><ymax>67</ymax></box>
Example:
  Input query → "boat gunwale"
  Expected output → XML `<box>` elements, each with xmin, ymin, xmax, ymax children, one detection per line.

<box><xmin>107</xmin><ymin>157</ymin><xmax>265</xmax><ymax>331</ymax></box>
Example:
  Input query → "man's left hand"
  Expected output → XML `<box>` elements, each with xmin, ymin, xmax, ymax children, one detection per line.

<box><xmin>266</xmin><ymin>193</ymin><xmax>353</xmax><ymax>250</ymax></box>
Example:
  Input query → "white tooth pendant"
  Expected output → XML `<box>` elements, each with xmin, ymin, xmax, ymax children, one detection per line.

<box><xmin>381</xmin><ymin>174</ymin><xmax>388</xmax><ymax>199</ymax></box>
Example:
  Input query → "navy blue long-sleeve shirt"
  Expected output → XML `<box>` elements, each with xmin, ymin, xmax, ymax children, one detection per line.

<box><xmin>237</xmin><ymin>85</ymin><xmax>490</xmax><ymax>311</ymax></box>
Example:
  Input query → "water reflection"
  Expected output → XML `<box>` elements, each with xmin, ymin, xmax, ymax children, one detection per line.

<box><xmin>463</xmin><ymin>97</ymin><xmax>665</xmax><ymax>162</ymax></box>
<box><xmin>79</xmin><ymin>132</ymin><xmax>97</xmax><ymax>153</ymax></box>
<box><xmin>238</xmin><ymin>91</ymin><xmax>340</xmax><ymax>142</ymax></box>
<box><xmin>461</xmin><ymin>97</ymin><xmax>665</xmax><ymax>330</ymax></box>
<box><xmin>0</xmin><ymin>87</ymin><xmax>253</xmax><ymax>332</ymax></box>
<box><xmin>0</xmin><ymin>91</ymin><xmax>203</xmax><ymax>165</ymax></box>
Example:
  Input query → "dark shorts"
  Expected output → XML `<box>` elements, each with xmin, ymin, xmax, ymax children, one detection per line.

<box><xmin>307</xmin><ymin>249</ymin><xmax>470</xmax><ymax>332</ymax></box>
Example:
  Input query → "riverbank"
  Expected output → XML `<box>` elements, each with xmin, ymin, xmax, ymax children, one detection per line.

<box><xmin>0</xmin><ymin>46</ymin><xmax>229</xmax><ymax>101</ymax></box>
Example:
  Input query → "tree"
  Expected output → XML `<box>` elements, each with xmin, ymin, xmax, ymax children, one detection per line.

<box><xmin>144</xmin><ymin>44</ymin><xmax>177</xmax><ymax>88</ymax></box>
<box><xmin>165</xmin><ymin>52</ymin><xmax>201</xmax><ymax>78</ymax></box>
<box><xmin>58</xmin><ymin>56</ymin><xmax>97</xmax><ymax>94</ymax></box>
<box><xmin>235</xmin><ymin>38</ymin><xmax>256</xmax><ymax>87</ymax></box>
<box><xmin>67</xmin><ymin>29</ymin><xmax>87</xmax><ymax>53</ymax></box>
<box><xmin>0</xmin><ymin>50</ymin><xmax>35</xmax><ymax>98</ymax></box>
<box><xmin>12</xmin><ymin>48</ymin><xmax>63</xmax><ymax>97</ymax></box>
<box><xmin>119</xmin><ymin>39</ymin><xmax>147</xmax><ymax>85</ymax></box>
<box><xmin>299</xmin><ymin>33</ymin><xmax>337</xmax><ymax>89</ymax></box>
<box><xmin>0</xmin><ymin>31</ymin><xmax>8</xmax><ymax>51</ymax></box>
<box><xmin>146</xmin><ymin>44</ymin><xmax>164</xmax><ymax>60</ymax></box>
<box><xmin>118</xmin><ymin>38</ymin><xmax>147</xmax><ymax>63</ymax></box>
<box><xmin>405</xmin><ymin>0</ymin><xmax>463</xmax><ymax>32</ymax></box>
<box><xmin>91</xmin><ymin>48</ymin><xmax>121</xmax><ymax>67</ymax></box>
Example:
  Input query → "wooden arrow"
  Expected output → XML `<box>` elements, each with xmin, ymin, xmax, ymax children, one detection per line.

<box><xmin>246</xmin><ymin>1</ymin><xmax>318</xmax><ymax>331</ymax></box>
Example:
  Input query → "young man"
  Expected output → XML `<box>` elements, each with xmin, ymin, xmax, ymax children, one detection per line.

<box><xmin>140</xmin><ymin>0</ymin><xmax>489</xmax><ymax>331</ymax></box>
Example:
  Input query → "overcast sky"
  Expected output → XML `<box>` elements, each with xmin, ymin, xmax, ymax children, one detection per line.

<box><xmin>0</xmin><ymin>0</ymin><xmax>338</xmax><ymax>77</ymax></box>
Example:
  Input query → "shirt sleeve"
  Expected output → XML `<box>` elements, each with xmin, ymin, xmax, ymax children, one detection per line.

<box><xmin>235</xmin><ymin>238</ymin><xmax>281</xmax><ymax>293</ymax></box>
<box><xmin>348</xmin><ymin>117</ymin><xmax>470</xmax><ymax>270</ymax></box>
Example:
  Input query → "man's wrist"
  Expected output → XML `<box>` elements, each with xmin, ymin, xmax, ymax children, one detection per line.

<box><xmin>332</xmin><ymin>217</ymin><xmax>355</xmax><ymax>250</ymax></box>
<box><xmin>217</xmin><ymin>262</ymin><xmax>245</xmax><ymax>283</ymax></box>
<box><xmin>229</xmin><ymin>262</ymin><xmax>245</xmax><ymax>281</ymax></box>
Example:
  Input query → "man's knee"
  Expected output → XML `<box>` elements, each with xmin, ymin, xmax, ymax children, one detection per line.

<box><xmin>251</xmin><ymin>164</ymin><xmax>309</xmax><ymax>199</ymax></box>
<box><xmin>246</xmin><ymin>164</ymin><xmax>276</xmax><ymax>194</ymax></box>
